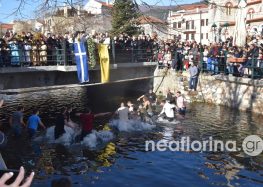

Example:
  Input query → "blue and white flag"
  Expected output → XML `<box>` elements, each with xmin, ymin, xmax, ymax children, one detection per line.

<box><xmin>74</xmin><ymin>42</ymin><xmax>89</xmax><ymax>83</ymax></box>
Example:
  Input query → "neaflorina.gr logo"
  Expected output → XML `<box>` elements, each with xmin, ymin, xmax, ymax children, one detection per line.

<box><xmin>145</xmin><ymin>135</ymin><xmax>263</xmax><ymax>157</ymax></box>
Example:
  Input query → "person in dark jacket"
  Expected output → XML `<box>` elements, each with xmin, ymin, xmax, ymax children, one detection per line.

<box><xmin>54</xmin><ymin>107</ymin><xmax>67</xmax><ymax>140</ymax></box>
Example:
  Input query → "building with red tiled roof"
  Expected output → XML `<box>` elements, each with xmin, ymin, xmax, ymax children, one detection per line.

<box><xmin>137</xmin><ymin>16</ymin><xmax>166</xmax><ymax>25</ymax></box>
<box><xmin>0</xmin><ymin>23</ymin><xmax>14</xmax><ymax>36</ymax></box>
<box><xmin>138</xmin><ymin>16</ymin><xmax>168</xmax><ymax>40</ymax></box>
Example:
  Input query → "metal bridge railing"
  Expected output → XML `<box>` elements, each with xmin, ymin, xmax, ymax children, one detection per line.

<box><xmin>0</xmin><ymin>42</ymin><xmax>157</xmax><ymax>67</ymax></box>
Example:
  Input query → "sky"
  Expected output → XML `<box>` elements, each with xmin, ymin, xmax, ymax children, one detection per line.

<box><xmin>0</xmin><ymin>0</ymin><xmax>198</xmax><ymax>23</ymax></box>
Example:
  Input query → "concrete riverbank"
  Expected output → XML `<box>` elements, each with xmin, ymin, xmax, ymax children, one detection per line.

<box><xmin>153</xmin><ymin>69</ymin><xmax>263</xmax><ymax>115</ymax></box>
<box><xmin>0</xmin><ymin>62</ymin><xmax>157</xmax><ymax>90</ymax></box>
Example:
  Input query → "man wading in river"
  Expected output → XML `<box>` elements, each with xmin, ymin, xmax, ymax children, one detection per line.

<box><xmin>158</xmin><ymin>100</ymin><xmax>176</xmax><ymax>121</ymax></box>
<box><xmin>27</xmin><ymin>109</ymin><xmax>46</xmax><ymax>139</ymax></box>
<box><xmin>9</xmin><ymin>106</ymin><xmax>26</xmax><ymax>137</ymax></box>
<box><xmin>116</xmin><ymin>103</ymin><xmax>129</xmax><ymax>121</ymax></box>
<box><xmin>137</xmin><ymin>89</ymin><xmax>157</xmax><ymax>104</ymax></box>
<box><xmin>76</xmin><ymin>108</ymin><xmax>111</xmax><ymax>141</ymax></box>
<box><xmin>176</xmin><ymin>91</ymin><xmax>186</xmax><ymax>118</ymax></box>
<box><xmin>54</xmin><ymin>107</ymin><xmax>67</xmax><ymax>140</ymax></box>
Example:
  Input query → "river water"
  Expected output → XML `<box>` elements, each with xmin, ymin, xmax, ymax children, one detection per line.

<box><xmin>0</xmin><ymin>80</ymin><xmax>262</xmax><ymax>187</ymax></box>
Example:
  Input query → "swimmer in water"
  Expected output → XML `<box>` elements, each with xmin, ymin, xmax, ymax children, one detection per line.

<box><xmin>116</xmin><ymin>102</ymin><xmax>129</xmax><ymax>121</ymax></box>
<box><xmin>142</xmin><ymin>96</ymin><xmax>153</xmax><ymax>116</ymax></box>
<box><xmin>176</xmin><ymin>91</ymin><xmax>186</xmax><ymax>118</ymax></box>
<box><xmin>127</xmin><ymin>101</ymin><xmax>140</xmax><ymax>120</ymax></box>
<box><xmin>9</xmin><ymin>106</ymin><xmax>26</xmax><ymax>137</ymax></box>
<box><xmin>27</xmin><ymin>109</ymin><xmax>46</xmax><ymax>139</ymax></box>
<box><xmin>54</xmin><ymin>107</ymin><xmax>67</xmax><ymax>140</ymax></box>
<box><xmin>127</xmin><ymin>101</ymin><xmax>134</xmax><ymax>112</ymax></box>
<box><xmin>76</xmin><ymin>108</ymin><xmax>111</xmax><ymax>141</ymax></box>
<box><xmin>158</xmin><ymin>100</ymin><xmax>176</xmax><ymax>122</ymax></box>
<box><xmin>137</xmin><ymin>89</ymin><xmax>157</xmax><ymax>104</ymax></box>
<box><xmin>65</xmin><ymin>106</ymin><xmax>78</xmax><ymax>129</ymax></box>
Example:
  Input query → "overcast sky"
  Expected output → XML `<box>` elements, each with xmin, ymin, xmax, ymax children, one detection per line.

<box><xmin>0</xmin><ymin>0</ymin><xmax>198</xmax><ymax>23</ymax></box>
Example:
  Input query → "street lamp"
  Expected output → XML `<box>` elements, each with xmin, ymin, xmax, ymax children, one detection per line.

<box><xmin>211</xmin><ymin>23</ymin><xmax>217</xmax><ymax>42</ymax></box>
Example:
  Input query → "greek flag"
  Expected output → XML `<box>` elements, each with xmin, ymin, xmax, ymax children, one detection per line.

<box><xmin>74</xmin><ymin>42</ymin><xmax>89</xmax><ymax>83</ymax></box>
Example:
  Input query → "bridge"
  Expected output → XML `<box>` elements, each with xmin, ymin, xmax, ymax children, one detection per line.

<box><xmin>0</xmin><ymin>62</ymin><xmax>158</xmax><ymax>93</ymax></box>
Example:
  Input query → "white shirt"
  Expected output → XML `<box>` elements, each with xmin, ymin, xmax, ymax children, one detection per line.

<box><xmin>117</xmin><ymin>107</ymin><xmax>129</xmax><ymax>121</ymax></box>
<box><xmin>160</xmin><ymin>102</ymin><xmax>176</xmax><ymax>118</ymax></box>
<box><xmin>128</xmin><ymin>105</ymin><xmax>134</xmax><ymax>112</ymax></box>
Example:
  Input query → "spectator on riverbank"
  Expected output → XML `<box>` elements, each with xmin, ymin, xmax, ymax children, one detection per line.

<box><xmin>188</xmin><ymin>63</ymin><xmax>199</xmax><ymax>91</ymax></box>
<box><xmin>1</xmin><ymin>30</ymin><xmax>263</xmax><ymax>79</ymax></box>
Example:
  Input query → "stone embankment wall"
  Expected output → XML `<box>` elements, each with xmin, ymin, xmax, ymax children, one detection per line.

<box><xmin>153</xmin><ymin>69</ymin><xmax>263</xmax><ymax>114</ymax></box>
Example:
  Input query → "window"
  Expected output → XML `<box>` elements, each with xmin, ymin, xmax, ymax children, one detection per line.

<box><xmin>191</xmin><ymin>33</ymin><xmax>195</xmax><ymax>40</ymax></box>
<box><xmin>178</xmin><ymin>22</ymin><xmax>181</xmax><ymax>28</ymax></box>
<box><xmin>186</xmin><ymin>33</ymin><xmax>189</xmax><ymax>40</ymax></box>
<box><xmin>206</xmin><ymin>33</ymin><xmax>208</xmax><ymax>39</ymax></box>
<box><xmin>191</xmin><ymin>20</ymin><xmax>195</xmax><ymax>29</ymax></box>
<box><xmin>201</xmin><ymin>33</ymin><xmax>204</xmax><ymax>39</ymax></box>
<box><xmin>206</xmin><ymin>19</ymin><xmax>208</xmax><ymax>26</ymax></box>
<box><xmin>226</xmin><ymin>2</ymin><xmax>233</xmax><ymax>16</ymax></box>
<box><xmin>248</xmin><ymin>8</ymin><xmax>255</xmax><ymax>20</ymax></box>
<box><xmin>186</xmin><ymin>21</ymin><xmax>190</xmax><ymax>30</ymax></box>
<box><xmin>173</xmin><ymin>22</ymin><xmax>177</xmax><ymax>28</ymax></box>
<box><xmin>201</xmin><ymin>19</ymin><xmax>205</xmax><ymax>26</ymax></box>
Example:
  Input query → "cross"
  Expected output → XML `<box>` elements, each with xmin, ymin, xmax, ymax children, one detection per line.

<box><xmin>75</xmin><ymin>42</ymin><xmax>87</xmax><ymax>83</ymax></box>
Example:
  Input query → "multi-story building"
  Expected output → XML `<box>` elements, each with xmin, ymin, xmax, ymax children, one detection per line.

<box><xmin>43</xmin><ymin>0</ymin><xmax>113</xmax><ymax>34</ymax></box>
<box><xmin>168</xmin><ymin>0</ymin><xmax>263</xmax><ymax>44</ymax></box>
<box><xmin>167</xmin><ymin>3</ymin><xmax>210</xmax><ymax>44</ymax></box>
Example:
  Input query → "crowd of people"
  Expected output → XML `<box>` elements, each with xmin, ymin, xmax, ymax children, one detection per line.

<box><xmin>1</xmin><ymin>30</ymin><xmax>263</xmax><ymax>79</ymax></box>
<box><xmin>115</xmin><ymin>88</ymin><xmax>186</xmax><ymax>124</ymax></box>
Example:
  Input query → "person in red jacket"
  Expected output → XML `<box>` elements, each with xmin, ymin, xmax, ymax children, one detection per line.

<box><xmin>76</xmin><ymin>108</ymin><xmax>111</xmax><ymax>141</ymax></box>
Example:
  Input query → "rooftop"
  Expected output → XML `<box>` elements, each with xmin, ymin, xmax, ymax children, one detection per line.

<box><xmin>95</xmin><ymin>0</ymin><xmax>113</xmax><ymax>8</ymax></box>
<box><xmin>0</xmin><ymin>23</ymin><xmax>14</xmax><ymax>30</ymax></box>
<box><xmin>137</xmin><ymin>15</ymin><xmax>166</xmax><ymax>24</ymax></box>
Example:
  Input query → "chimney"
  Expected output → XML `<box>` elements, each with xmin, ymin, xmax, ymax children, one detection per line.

<box><xmin>106</xmin><ymin>0</ymin><xmax>109</xmax><ymax>5</ymax></box>
<box><xmin>64</xmin><ymin>3</ymin><xmax>68</xmax><ymax>17</ymax></box>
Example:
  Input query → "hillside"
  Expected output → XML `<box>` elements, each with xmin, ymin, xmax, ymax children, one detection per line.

<box><xmin>139</xmin><ymin>1</ymin><xmax>207</xmax><ymax>21</ymax></box>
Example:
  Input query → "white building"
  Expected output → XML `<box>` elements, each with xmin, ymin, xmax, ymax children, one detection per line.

<box><xmin>168</xmin><ymin>0</ymin><xmax>263</xmax><ymax>44</ymax></box>
<box><xmin>83</xmin><ymin>0</ymin><xmax>113</xmax><ymax>15</ymax></box>
<box><xmin>168</xmin><ymin>3</ymin><xmax>210</xmax><ymax>44</ymax></box>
